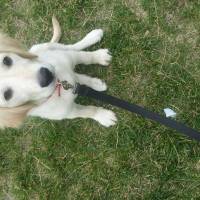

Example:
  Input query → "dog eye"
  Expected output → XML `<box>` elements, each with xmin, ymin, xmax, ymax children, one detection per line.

<box><xmin>4</xmin><ymin>88</ymin><xmax>13</xmax><ymax>101</ymax></box>
<box><xmin>3</xmin><ymin>56</ymin><xmax>13</xmax><ymax>67</ymax></box>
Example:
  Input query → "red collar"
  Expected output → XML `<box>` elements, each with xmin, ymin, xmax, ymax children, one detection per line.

<box><xmin>54</xmin><ymin>80</ymin><xmax>74</xmax><ymax>97</ymax></box>
<box><xmin>55</xmin><ymin>81</ymin><xmax>62</xmax><ymax>96</ymax></box>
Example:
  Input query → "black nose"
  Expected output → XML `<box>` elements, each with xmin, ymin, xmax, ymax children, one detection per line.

<box><xmin>38</xmin><ymin>67</ymin><xmax>54</xmax><ymax>87</ymax></box>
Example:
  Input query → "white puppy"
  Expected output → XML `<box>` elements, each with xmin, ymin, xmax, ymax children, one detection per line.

<box><xmin>0</xmin><ymin>17</ymin><xmax>117</xmax><ymax>128</ymax></box>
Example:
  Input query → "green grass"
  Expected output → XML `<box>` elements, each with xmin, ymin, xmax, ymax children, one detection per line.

<box><xmin>1</xmin><ymin>0</ymin><xmax>200</xmax><ymax>199</ymax></box>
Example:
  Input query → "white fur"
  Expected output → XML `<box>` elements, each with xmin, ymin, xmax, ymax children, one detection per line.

<box><xmin>0</xmin><ymin>24</ymin><xmax>117</xmax><ymax>127</ymax></box>
<box><xmin>27</xmin><ymin>29</ymin><xmax>117</xmax><ymax>127</ymax></box>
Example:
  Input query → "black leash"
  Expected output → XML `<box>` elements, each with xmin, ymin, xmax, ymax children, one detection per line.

<box><xmin>74</xmin><ymin>84</ymin><xmax>200</xmax><ymax>142</ymax></box>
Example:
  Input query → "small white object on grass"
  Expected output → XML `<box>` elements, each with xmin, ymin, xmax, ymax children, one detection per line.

<box><xmin>164</xmin><ymin>108</ymin><xmax>177</xmax><ymax>118</ymax></box>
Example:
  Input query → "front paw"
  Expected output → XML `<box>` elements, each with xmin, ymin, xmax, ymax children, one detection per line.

<box><xmin>94</xmin><ymin>49</ymin><xmax>112</xmax><ymax>66</ymax></box>
<box><xmin>94</xmin><ymin>108</ymin><xmax>117</xmax><ymax>127</ymax></box>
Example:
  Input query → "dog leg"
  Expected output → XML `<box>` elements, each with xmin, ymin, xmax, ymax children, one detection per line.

<box><xmin>29</xmin><ymin>89</ymin><xmax>117</xmax><ymax>127</ymax></box>
<box><xmin>62</xmin><ymin>29</ymin><xmax>104</xmax><ymax>50</ymax></box>
<box><xmin>46</xmin><ymin>29</ymin><xmax>104</xmax><ymax>51</ymax></box>
<box><xmin>30</xmin><ymin>29</ymin><xmax>104</xmax><ymax>53</ymax></box>
<box><xmin>75</xmin><ymin>73</ymin><xmax>107</xmax><ymax>91</ymax></box>
<box><xmin>50</xmin><ymin>15</ymin><xmax>102</xmax><ymax>48</ymax></box>
<box><xmin>68</xmin><ymin>104</ymin><xmax>117</xmax><ymax>127</ymax></box>
<box><xmin>50</xmin><ymin>29</ymin><xmax>104</xmax><ymax>50</ymax></box>
<box><xmin>69</xmin><ymin>49</ymin><xmax>112</xmax><ymax>66</ymax></box>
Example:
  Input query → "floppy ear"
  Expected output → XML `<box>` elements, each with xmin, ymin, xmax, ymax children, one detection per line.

<box><xmin>0</xmin><ymin>33</ymin><xmax>37</xmax><ymax>59</ymax></box>
<box><xmin>0</xmin><ymin>103</ymin><xmax>34</xmax><ymax>128</ymax></box>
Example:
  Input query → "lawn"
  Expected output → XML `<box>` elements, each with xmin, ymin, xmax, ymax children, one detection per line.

<box><xmin>1</xmin><ymin>0</ymin><xmax>200</xmax><ymax>199</ymax></box>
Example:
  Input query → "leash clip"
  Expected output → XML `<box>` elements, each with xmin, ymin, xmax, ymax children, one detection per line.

<box><xmin>73</xmin><ymin>83</ymin><xmax>81</xmax><ymax>94</ymax></box>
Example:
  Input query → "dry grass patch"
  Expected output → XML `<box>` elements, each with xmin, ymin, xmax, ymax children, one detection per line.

<box><xmin>123</xmin><ymin>0</ymin><xmax>147</xmax><ymax>20</ymax></box>
<box><xmin>0</xmin><ymin>174</ymin><xmax>16</xmax><ymax>200</ymax></box>
<box><xmin>176</xmin><ymin>23</ymin><xmax>198</xmax><ymax>47</ymax></box>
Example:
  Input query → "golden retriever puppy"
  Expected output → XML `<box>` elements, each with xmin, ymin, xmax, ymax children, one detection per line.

<box><xmin>0</xmin><ymin>17</ymin><xmax>117</xmax><ymax>128</ymax></box>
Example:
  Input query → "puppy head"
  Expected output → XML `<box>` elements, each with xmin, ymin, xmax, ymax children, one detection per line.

<box><xmin>0</xmin><ymin>33</ymin><xmax>56</xmax><ymax>128</ymax></box>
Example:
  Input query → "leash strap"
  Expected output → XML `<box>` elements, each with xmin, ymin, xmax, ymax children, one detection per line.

<box><xmin>74</xmin><ymin>84</ymin><xmax>200</xmax><ymax>142</ymax></box>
